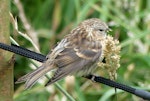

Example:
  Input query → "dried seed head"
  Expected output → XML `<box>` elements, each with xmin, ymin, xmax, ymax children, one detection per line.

<box><xmin>97</xmin><ymin>35</ymin><xmax>121</xmax><ymax>80</ymax></box>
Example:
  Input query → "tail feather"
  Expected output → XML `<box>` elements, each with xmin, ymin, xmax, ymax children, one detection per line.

<box><xmin>15</xmin><ymin>66</ymin><xmax>45</xmax><ymax>84</ymax></box>
<box><xmin>16</xmin><ymin>65</ymin><xmax>54</xmax><ymax>89</ymax></box>
<box><xmin>25</xmin><ymin>66</ymin><xmax>52</xmax><ymax>89</ymax></box>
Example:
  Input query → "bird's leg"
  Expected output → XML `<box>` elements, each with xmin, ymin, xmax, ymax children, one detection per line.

<box><xmin>83</xmin><ymin>74</ymin><xmax>96</xmax><ymax>82</ymax></box>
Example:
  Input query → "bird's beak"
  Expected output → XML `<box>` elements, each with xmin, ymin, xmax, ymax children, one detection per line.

<box><xmin>106</xmin><ymin>28</ymin><xmax>112</xmax><ymax>32</ymax></box>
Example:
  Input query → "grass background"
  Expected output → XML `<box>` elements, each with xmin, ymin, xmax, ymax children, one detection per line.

<box><xmin>11</xmin><ymin>0</ymin><xmax>150</xmax><ymax>101</ymax></box>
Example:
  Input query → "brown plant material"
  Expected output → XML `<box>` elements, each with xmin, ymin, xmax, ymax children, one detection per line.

<box><xmin>13</xmin><ymin>0</ymin><xmax>39</xmax><ymax>49</ymax></box>
<box><xmin>0</xmin><ymin>0</ymin><xmax>14</xmax><ymax>101</ymax></box>
<box><xmin>97</xmin><ymin>35</ymin><xmax>121</xmax><ymax>80</ymax></box>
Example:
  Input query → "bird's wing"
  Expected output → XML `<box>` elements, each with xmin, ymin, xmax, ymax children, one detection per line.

<box><xmin>45</xmin><ymin>34</ymin><xmax>103</xmax><ymax>86</ymax></box>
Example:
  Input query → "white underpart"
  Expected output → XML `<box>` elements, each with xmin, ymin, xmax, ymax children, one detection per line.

<box><xmin>99</xmin><ymin>40</ymin><xmax>106</xmax><ymax>61</ymax></box>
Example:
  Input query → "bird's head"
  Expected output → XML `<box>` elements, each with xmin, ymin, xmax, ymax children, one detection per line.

<box><xmin>79</xmin><ymin>18</ymin><xmax>110</xmax><ymax>40</ymax></box>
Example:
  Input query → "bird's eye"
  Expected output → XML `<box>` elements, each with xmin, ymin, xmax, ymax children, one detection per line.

<box><xmin>99</xmin><ymin>29</ymin><xmax>104</xmax><ymax>32</ymax></box>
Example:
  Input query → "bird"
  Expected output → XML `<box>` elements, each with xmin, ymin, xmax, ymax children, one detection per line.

<box><xmin>15</xmin><ymin>18</ymin><xmax>109</xmax><ymax>89</ymax></box>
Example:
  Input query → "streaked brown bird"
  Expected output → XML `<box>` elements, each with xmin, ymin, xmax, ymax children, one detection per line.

<box><xmin>16</xmin><ymin>18</ymin><xmax>109</xmax><ymax>89</ymax></box>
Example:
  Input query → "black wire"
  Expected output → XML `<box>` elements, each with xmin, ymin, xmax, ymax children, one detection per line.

<box><xmin>0</xmin><ymin>42</ymin><xmax>150</xmax><ymax>100</ymax></box>
<box><xmin>0</xmin><ymin>43</ymin><xmax>46</xmax><ymax>62</ymax></box>
<box><xmin>85</xmin><ymin>75</ymin><xmax>150</xmax><ymax>100</ymax></box>
<box><xmin>11</xmin><ymin>44</ymin><xmax>47</xmax><ymax>62</ymax></box>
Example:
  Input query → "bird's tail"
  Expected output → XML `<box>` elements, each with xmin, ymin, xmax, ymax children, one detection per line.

<box><xmin>15</xmin><ymin>65</ymin><xmax>54</xmax><ymax>89</ymax></box>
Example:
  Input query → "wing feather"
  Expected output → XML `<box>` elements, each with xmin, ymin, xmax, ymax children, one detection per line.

<box><xmin>45</xmin><ymin>35</ymin><xmax>103</xmax><ymax>85</ymax></box>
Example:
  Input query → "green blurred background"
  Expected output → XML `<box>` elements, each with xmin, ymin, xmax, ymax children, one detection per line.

<box><xmin>11</xmin><ymin>0</ymin><xmax>150</xmax><ymax>101</ymax></box>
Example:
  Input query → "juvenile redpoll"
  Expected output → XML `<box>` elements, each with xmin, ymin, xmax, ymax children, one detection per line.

<box><xmin>16</xmin><ymin>18</ymin><xmax>109</xmax><ymax>89</ymax></box>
